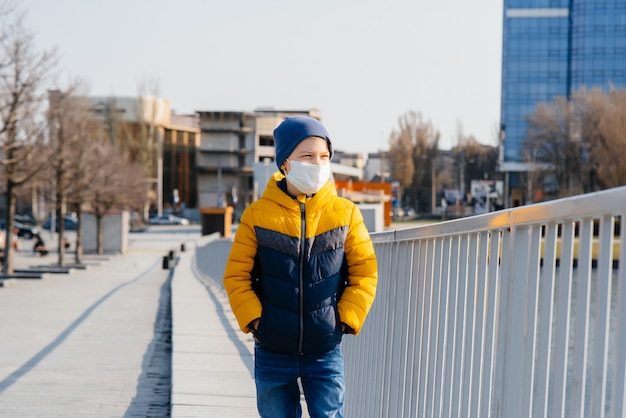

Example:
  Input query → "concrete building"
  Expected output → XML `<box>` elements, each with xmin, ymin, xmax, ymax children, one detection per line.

<box><xmin>165</xmin><ymin>113</ymin><xmax>201</xmax><ymax>212</ymax></box>
<box><xmin>363</xmin><ymin>151</ymin><xmax>392</xmax><ymax>183</ymax></box>
<box><xmin>332</xmin><ymin>151</ymin><xmax>365</xmax><ymax>181</ymax></box>
<box><xmin>196</xmin><ymin>109</ymin><xmax>364</xmax><ymax>221</ymax></box>
<box><xmin>88</xmin><ymin>96</ymin><xmax>200</xmax><ymax>216</ymax></box>
<box><xmin>40</xmin><ymin>97</ymin><xmax>370</xmax><ymax>225</ymax></box>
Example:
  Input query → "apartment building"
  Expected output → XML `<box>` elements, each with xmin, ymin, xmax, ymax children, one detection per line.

<box><xmin>196</xmin><ymin>109</ymin><xmax>332</xmax><ymax>220</ymax></box>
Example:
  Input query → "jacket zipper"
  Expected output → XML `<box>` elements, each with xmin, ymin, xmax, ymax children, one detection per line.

<box><xmin>298</xmin><ymin>201</ymin><xmax>305</xmax><ymax>353</ymax></box>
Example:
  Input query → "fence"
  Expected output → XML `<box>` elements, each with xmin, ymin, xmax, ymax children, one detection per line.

<box><xmin>344</xmin><ymin>186</ymin><xmax>626</xmax><ymax>418</ymax></box>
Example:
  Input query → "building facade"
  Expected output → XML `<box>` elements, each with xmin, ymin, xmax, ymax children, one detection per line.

<box><xmin>332</xmin><ymin>151</ymin><xmax>365</xmax><ymax>181</ymax></box>
<box><xmin>196</xmin><ymin>109</ymin><xmax>322</xmax><ymax>217</ymax></box>
<box><xmin>165</xmin><ymin>114</ymin><xmax>201</xmax><ymax>211</ymax></box>
<box><xmin>363</xmin><ymin>151</ymin><xmax>392</xmax><ymax>183</ymax></box>
<box><xmin>89</xmin><ymin>96</ymin><xmax>200</xmax><ymax>215</ymax></box>
<box><xmin>196</xmin><ymin>109</ymin><xmax>367</xmax><ymax>221</ymax></box>
<box><xmin>499</xmin><ymin>0</ymin><xmax>626</xmax><ymax>204</ymax></box>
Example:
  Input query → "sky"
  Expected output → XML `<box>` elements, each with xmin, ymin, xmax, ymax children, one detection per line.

<box><xmin>20</xmin><ymin>0</ymin><xmax>503</xmax><ymax>155</ymax></box>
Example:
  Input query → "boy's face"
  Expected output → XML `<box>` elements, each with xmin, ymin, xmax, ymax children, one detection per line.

<box><xmin>280</xmin><ymin>136</ymin><xmax>331</xmax><ymax>174</ymax></box>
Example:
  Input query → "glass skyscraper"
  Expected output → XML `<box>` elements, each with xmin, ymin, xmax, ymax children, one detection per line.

<box><xmin>499</xmin><ymin>0</ymin><xmax>626</xmax><ymax>203</ymax></box>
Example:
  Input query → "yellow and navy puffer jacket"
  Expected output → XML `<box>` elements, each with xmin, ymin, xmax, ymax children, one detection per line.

<box><xmin>223</xmin><ymin>172</ymin><xmax>378</xmax><ymax>354</ymax></box>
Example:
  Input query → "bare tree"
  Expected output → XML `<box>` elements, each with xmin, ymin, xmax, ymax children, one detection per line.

<box><xmin>95</xmin><ymin>91</ymin><xmax>160</xmax><ymax>222</ymax></box>
<box><xmin>524</xmin><ymin>87</ymin><xmax>626</xmax><ymax>198</ymax></box>
<box><xmin>524</xmin><ymin>97</ymin><xmax>586</xmax><ymax>196</ymax></box>
<box><xmin>519</xmin><ymin>144</ymin><xmax>549</xmax><ymax>204</ymax></box>
<box><xmin>388</xmin><ymin>113</ymin><xmax>416</xmax><ymax>189</ymax></box>
<box><xmin>46</xmin><ymin>89</ymin><xmax>71</xmax><ymax>266</ymax></box>
<box><xmin>451</xmin><ymin>128</ymin><xmax>499</xmax><ymax>207</ymax></box>
<box><xmin>434</xmin><ymin>152</ymin><xmax>456</xmax><ymax>193</ymax></box>
<box><xmin>0</xmin><ymin>1</ymin><xmax>14</xmax><ymax>27</ymax></box>
<box><xmin>388</xmin><ymin>111</ymin><xmax>440</xmax><ymax>213</ymax></box>
<box><xmin>44</xmin><ymin>83</ymin><xmax>107</xmax><ymax>265</ymax></box>
<box><xmin>89</xmin><ymin>139</ymin><xmax>148</xmax><ymax>254</ymax></box>
<box><xmin>67</xmin><ymin>107</ymin><xmax>108</xmax><ymax>264</ymax></box>
<box><xmin>585</xmin><ymin>88</ymin><xmax>626</xmax><ymax>188</ymax></box>
<box><xmin>0</xmin><ymin>9</ymin><xmax>56</xmax><ymax>273</ymax></box>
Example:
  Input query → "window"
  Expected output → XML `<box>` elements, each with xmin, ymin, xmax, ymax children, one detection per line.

<box><xmin>259</xmin><ymin>135</ymin><xmax>274</xmax><ymax>146</ymax></box>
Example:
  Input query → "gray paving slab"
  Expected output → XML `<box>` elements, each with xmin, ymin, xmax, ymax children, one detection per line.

<box><xmin>178</xmin><ymin>235</ymin><xmax>312</xmax><ymax>418</ymax></box>
<box><xmin>0</xmin><ymin>226</ymin><xmax>190</xmax><ymax>417</ymax></box>
<box><xmin>170</xmin><ymin>240</ymin><xmax>259</xmax><ymax>417</ymax></box>
<box><xmin>0</xmin><ymin>225</ymin><xmax>314</xmax><ymax>417</ymax></box>
<box><xmin>0</xmin><ymin>278</ymin><xmax>16</xmax><ymax>287</ymax></box>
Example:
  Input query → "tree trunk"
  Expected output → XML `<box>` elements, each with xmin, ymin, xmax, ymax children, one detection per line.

<box><xmin>96</xmin><ymin>212</ymin><xmax>104</xmax><ymax>255</ymax></box>
<box><xmin>75</xmin><ymin>207</ymin><xmax>83</xmax><ymax>265</ymax></box>
<box><xmin>56</xmin><ymin>182</ymin><xmax>66</xmax><ymax>267</ymax></box>
<box><xmin>2</xmin><ymin>183</ymin><xmax>17</xmax><ymax>275</ymax></box>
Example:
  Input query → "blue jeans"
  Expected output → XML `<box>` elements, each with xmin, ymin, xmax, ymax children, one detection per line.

<box><xmin>254</xmin><ymin>342</ymin><xmax>345</xmax><ymax>418</ymax></box>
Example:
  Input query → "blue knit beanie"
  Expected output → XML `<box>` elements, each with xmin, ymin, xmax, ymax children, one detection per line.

<box><xmin>273</xmin><ymin>116</ymin><xmax>333</xmax><ymax>170</ymax></box>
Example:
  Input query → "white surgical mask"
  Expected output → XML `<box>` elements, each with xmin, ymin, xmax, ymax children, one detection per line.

<box><xmin>285</xmin><ymin>160</ymin><xmax>331</xmax><ymax>195</ymax></box>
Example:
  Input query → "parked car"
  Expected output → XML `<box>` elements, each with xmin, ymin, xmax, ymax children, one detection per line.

<box><xmin>15</xmin><ymin>213</ymin><xmax>38</xmax><ymax>226</ymax></box>
<box><xmin>0</xmin><ymin>219</ymin><xmax>39</xmax><ymax>239</ymax></box>
<box><xmin>43</xmin><ymin>215</ymin><xmax>79</xmax><ymax>231</ymax></box>
<box><xmin>14</xmin><ymin>221</ymin><xmax>39</xmax><ymax>239</ymax></box>
<box><xmin>148</xmin><ymin>214</ymin><xmax>190</xmax><ymax>226</ymax></box>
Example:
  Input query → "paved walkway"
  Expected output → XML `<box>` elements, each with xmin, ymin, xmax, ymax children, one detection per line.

<box><xmin>171</xmin><ymin>237</ymin><xmax>258</xmax><ymax>416</ymax></box>
<box><xmin>0</xmin><ymin>226</ymin><xmax>313</xmax><ymax>417</ymax></box>
<box><xmin>175</xmin><ymin>235</ymin><xmax>310</xmax><ymax>417</ymax></box>
<box><xmin>0</xmin><ymin>226</ymin><xmax>210</xmax><ymax>417</ymax></box>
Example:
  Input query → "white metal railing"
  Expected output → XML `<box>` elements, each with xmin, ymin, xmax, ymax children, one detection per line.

<box><xmin>344</xmin><ymin>186</ymin><xmax>626</xmax><ymax>418</ymax></box>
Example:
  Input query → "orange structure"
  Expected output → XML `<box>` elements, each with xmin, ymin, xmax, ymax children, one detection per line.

<box><xmin>334</xmin><ymin>180</ymin><xmax>392</xmax><ymax>227</ymax></box>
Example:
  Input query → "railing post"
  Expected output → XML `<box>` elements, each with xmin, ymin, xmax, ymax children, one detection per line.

<box><xmin>498</xmin><ymin>225</ymin><xmax>532</xmax><ymax>418</ymax></box>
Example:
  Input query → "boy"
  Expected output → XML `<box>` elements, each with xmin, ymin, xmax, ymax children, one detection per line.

<box><xmin>223</xmin><ymin>116</ymin><xmax>378</xmax><ymax>417</ymax></box>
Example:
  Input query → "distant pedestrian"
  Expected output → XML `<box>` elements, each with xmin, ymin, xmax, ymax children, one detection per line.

<box><xmin>223</xmin><ymin>116</ymin><xmax>378</xmax><ymax>418</ymax></box>
<box><xmin>0</xmin><ymin>229</ymin><xmax>5</xmax><ymax>265</ymax></box>
<box><xmin>33</xmin><ymin>233</ymin><xmax>48</xmax><ymax>256</ymax></box>
<box><xmin>11</xmin><ymin>227</ymin><xmax>21</xmax><ymax>252</ymax></box>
